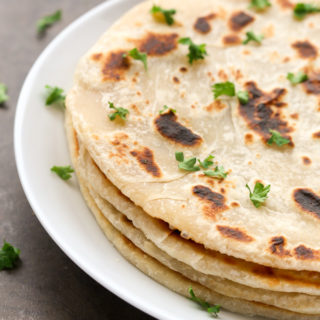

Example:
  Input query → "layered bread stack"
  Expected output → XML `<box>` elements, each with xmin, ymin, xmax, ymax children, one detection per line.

<box><xmin>66</xmin><ymin>0</ymin><xmax>320</xmax><ymax>318</ymax></box>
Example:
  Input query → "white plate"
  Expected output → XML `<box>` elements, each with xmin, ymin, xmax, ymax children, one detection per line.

<box><xmin>14</xmin><ymin>1</ymin><xmax>252</xmax><ymax>319</ymax></box>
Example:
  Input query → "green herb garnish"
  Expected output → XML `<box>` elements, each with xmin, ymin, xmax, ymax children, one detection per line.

<box><xmin>159</xmin><ymin>105</ymin><xmax>176</xmax><ymax>114</ymax></box>
<box><xmin>178</xmin><ymin>37</ymin><xmax>208</xmax><ymax>64</ymax></box>
<box><xmin>0</xmin><ymin>241</ymin><xmax>20</xmax><ymax>270</ymax></box>
<box><xmin>267</xmin><ymin>129</ymin><xmax>290</xmax><ymax>146</ymax></box>
<box><xmin>246</xmin><ymin>182</ymin><xmax>270</xmax><ymax>208</ymax></box>
<box><xmin>51</xmin><ymin>165</ymin><xmax>74</xmax><ymax>180</ymax></box>
<box><xmin>175</xmin><ymin>152</ymin><xmax>200</xmax><ymax>172</ymax></box>
<box><xmin>250</xmin><ymin>0</ymin><xmax>271</xmax><ymax>10</ymax></box>
<box><xmin>0</xmin><ymin>83</ymin><xmax>9</xmax><ymax>104</ymax></box>
<box><xmin>243</xmin><ymin>31</ymin><xmax>264</xmax><ymax>45</ymax></box>
<box><xmin>237</xmin><ymin>90</ymin><xmax>249</xmax><ymax>104</ymax></box>
<box><xmin>287</xmin><ymin>71</ymin><xmax>308</xmax><ymax>85</ymax></box>
<box><xmin>204</xmin><ymin>166</ymin><xmax>228</xmax><ymax>179</ymax></box>
<box><xmin>189</xmin><ymin>287</ymin><xmax>220</xmax><ymax>318</ymax></box>
<box><xmin>37</xmin><ymin>10</ymin><xmax>62</xmax><ymax>33</ymax></box>
<box><xmin>294</xmin><ymin>3</ymin><xmax>320</xmax><ymax>19</ymax></box>
<box><xmin>45</xmin><ymin>85</ymin><xmax>65</xmax><ymax>106</ymax></box>
<box><xmin>124</xmin><ymin>48</ymin><xmax>148</xmax><ymax>70</ymax></box>
<box><xmin>108</xmin><ymin>101</ymin><xmax>129</xmax><ymax>121</ymax></box>
<box><xmin>150</xmin><ymin>5</ymin><xmax>176</xmax><ymax>25</ymax></box>
<box><xmin>212</xmin><ymin>81</ymin><xmax>235</xmax><ymax>99</ymax></box>
<box><xmin>198</xmin><ymin>155</ymin><xmax>214</xmax><ymax>169</ymax></box>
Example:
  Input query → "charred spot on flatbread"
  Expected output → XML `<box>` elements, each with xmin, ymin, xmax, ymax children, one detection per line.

<box><xmin>292</xmin><ymin>41</ymin><xmax>318</xmax><ymax>59</ymax></box>
<box><xmin>130</xmin><ymin>147</ymin><xmax>162</xmax><ymax>177</ymax></box>
<box><xmin>217</xmin><ymin>225</ymin><xmax>254</xmax><ymax>242</ymax></box>
<box><xmin>192</xmin><ymin>185</ymin><xmax>229</xmax><ymax>220</ymax></box>
<box><xmin>303</xmin><ymin>71</ymin><xmax>320</xmax><ymax>95</ymax></box>
<box><xmin>137</xmin><ymin>32</ymin><xmax>178</xmax><ymax>56</ymax></box>
<box><xmin>276</xmin><ymin>0</ymin><xmax>294</xmax><ymax>9</ymax></box>
<box><xmin>293</xmin><ymin>188</ymin><xmax>320</xmax><ymax>220</ymax></box>
<box><xmin>295</xmin><ymin>245</ymin><xmax>318</xmax><ymax>260</ymax></box>
<box><xmin>222</xmin><ymin>34</ymin><xmax>242</xmax><ymax>46</ymax></box>
<box><xmin>270</xmin><ymin>236</ymin><xmax>291</xmax><ymax>257</ymax></box>
<box><xmin>229</xmin><ymin>11</ymin><xmax>254</xmax><ymax>32</ymax></box>
<box><xmin>194</xmin><ymin>13</ymin><xmax>216</xmax><ymax>34</ymax></box>
<box><xmin>239</xmin><ymin>81</ymin><xmax>294</xmax><ymax>145</ymax></box>
<box><xmin>102</xmin><ymin>50</ymin><xmax>130</xmax><ymax>81</ymax></box>
<box><xmin>154</xmin><ymin>110</ymin><xmax>202</xmax><ymax>146</ymax></box>
<box><xmin>313</xmin><ymin>131</ymin><xmax>320</xmax><ymax>139</ymax></box>
<box><xmin>91</xmin><ymin>53</ymin><xmax>103</xmax><ymax>61</ymax></box>
<box><xmin>302</xmin><ymin>156</ymin><xmax>311</xmax><ymax>165</ymax></box>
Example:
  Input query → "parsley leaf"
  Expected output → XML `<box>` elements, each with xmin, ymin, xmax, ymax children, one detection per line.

<box><xmin>108</xmin><ymin>101</ymin><xmax>129</xmax><ymax>121</ymax></box>
<box><xmin>294</xmin><ymin>3</ymin><xmax>320</xmax><ymax>19</ymax></box>
<box><xmin>37</xmin><ymin>10</ymin><xmax>62</xmax><ymax>33</ymax></box>
<box><xmin>212</xmin><ymin>81</ymin><xmax>235</xmax><ymax>99</ymax></box>
<box><xmin>250</xmin><ymin>0</ymin><xmax>271</xmax><ymax>10</ymax></box>
<box><xmin>237</xmin><ymin>90</ymin><xmax>249</xmax><ymax>104</ymax></box>
<box><xmin>51</xmin><ymin>165</ymin><xmax>74</xmax><ymax>180</ymax></box>
<box><xmin>189</xmin><ymin>287</ymin><xmax>220</xmax><ymax>318</ymax></box>
<box><xmin>179</xmin><ymin>37</ymin><xmax>208</xmax><ymax>65</ymax></box>
<box><xmin>287</xmin><ymin>71</ymin><xmax>308</xmax><ymax>85</ymax></box>
<box><xmin>150</xmin><ymin>5</ymin><xmax>176</xmax><ymax>25</ymax></box>
<box><xmin>159</xmin><ymin>105</ymin><xmax>176</xmax><ymax>114</ymax></box>
<box><xmin>0</xmin><ymin>241</ymin><xmax>20</xmax><ymax>270</ymax></box>
<box><xmin>246</xmin><ymin>182</ymin><xmax>270</xmax><ymax>208</ymax></box>
<box><xmin>45</xmin><ymin>85</ymin><xmax>65</xmax><ymax>106</ymax></box>
<box><xmin>175</xmin><ymin>152</ymin><xmax>200</xmax><ymax>172</ymax></box>
<box><xmin>204</xmin><ymin>166</ymin><xmax>228</xmax><ymax>179</ymax></box>
<box><xmin>198</xmin><ymin>155</ymin><xmax>214</xmax><ymax>169</ymax></box>
<box><xmin>124</xmin><ymin>48</ymin><xmax>148</xmax><ymax>70</ymax></box>
<box><xmin>243</xmin><ymin>31</ymin><xmax>264</xmax><ymax>45</ymax></box>
<box><xmin>0</xmin><ymin>83</ymin><xmax>9</xmax><ymax>104</ymax></box>
<box><xmin>267</xmin><ymin>129</ymin><xmax>290</xmax><ymax>146</ymax></box>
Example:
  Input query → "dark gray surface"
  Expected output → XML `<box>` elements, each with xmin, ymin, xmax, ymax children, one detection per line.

<box><xmin>0</xmin><ymin>1</ymin><xmax>153</xmax><ymax>319</ymax></box>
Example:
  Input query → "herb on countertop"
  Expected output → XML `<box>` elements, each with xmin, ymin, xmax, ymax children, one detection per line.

<box><xmin>108</xmin><ymin>101</ymin><xmax>129</xmax><ymax>121</ymax></box>
<box><xmin>198</xmin><ymin>155</ymin><xmax>214</xmax><ymax>169</ymax></box>
<box><xmin>287</xmin><ymin>71</ymin><xmax>308</xmax><ymax>85</ymax></box>
<box><xmin>188</xmin><ymin>287</ymin><xmax>220</xmax><ymax>318</ymax></box>
<box><xmin>0</xmin><ymin>83</ymin><xmax>9</xmax><ymax>104</ymax></box>
<box><xmin>243</xmin><ymin>31</ymin><xmax>264</xmax><ymax>45</ymax></box>
<box><xmin>212</xmin><ymin>81</ymin><xmax>235</xmax><ymax>99</ymax></box>
<box><xmin>124</xmin><ymin>48</ymin><xmax>148</xmax><ymax>71</ymax></box>
<box><xmin>0</xmin><ymin>241</ymin><xmax>20</xmax><ymax>270</ymax></box>
<box><xmin>51</xmin><ymin>165</ymin><xmax>74</xmax><ymax>180</ymax></box>
<box><xmin>37</xmin><ymin>10</ymin><xmax>62</xmax><ymax>33</ymax></box>
<box><xmin>159</xmin><ymin>105</ymin><xmax>176</xmax><ymax>114</ymax></box>
<box><xmin>293</xmin><ymin>3</ymin><xmax>320</xmax><ymax>19</ymax></box>
<box><xmin>179</xmin><ymin>37</ymin><xmax>208</xmax><ymax>65</ymax></box>
<box><xmin>267</xmin><ymin>129</ymin><xmax>290</xmax><ymax>146</ymax></box>
<box><xmin>246</xmin><ymin>182</ymin><xmax>270</xmax><ymax>208</ymax></box>
<box><xmin>45</xmin><ymin>85</ymin><xmax>65</xmax><ymax>107</ymax></box>
<box><xmin>175</xmin><ymin>152</ymin><xmax>200</xmax><ymax>172</ymax></box>
<box><xmin>204</xmin><ymin>166</ymin><xmax>228</xmax><ymax>179</ymax></box>
<box><xmin>250</xmin><ymin>0</ymin><xmax>271</xmax><ymax>10</ymax></box>
<box><xmin>150</xmin><ymin>5</ymin><xmax>176</xmax><ymax>25</ymax></box>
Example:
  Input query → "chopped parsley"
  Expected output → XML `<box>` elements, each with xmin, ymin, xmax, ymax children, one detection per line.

<box><xmin>108</xmin><ymin>101</ymin><xmax>129</xmax><ymax>121</ymax></box>
<box><xmin>293</xmin><ymin>3</ymin><xmax>320</xmax><ymax>19</ymax></box>
<box><xmin>51</xmin><ymin>165</ymin><xmax>74</xmax><ymax>180</ymax></box>
<box><xmin>45</xmin><ymin>85</ymin><xmax>65</xmax><ymax>106</ymax></box>
<box><xmin>37</xmin><ymin>10</ymin><xmax>62</xmax><ymax>33</ymax></box>
<box><xmin>0</xmin><ymin>241</ymin><xmax>20</xmax><ymax>270</ymax></box>
<box><xmin>159</xmin><ymin>105</ymin><xmax>176</xmax><ymax>114</ymax></box>
<box><xmin>204</xmin><ymin>166</ymin><xmax>228</xmax><ymax>179</ymax></box>
<box><xmin>150</xmin><ymin>5</ymin><xmax>176</xmax><ymax>25</ymax></box>
<box><xmin>212</xmin><ymin>81</ymin><xmax>235</xmax><ymax>99</ymax></box>
<box><xmin>237</xmin><ymin>90</ymin><xmax>249</xmax><ymax>104</ymax></box>
<box><xmin>243</xmin><ymin>31</ymin><xmax>264</xmax><ymax>45</ymax></box>
<box><xmin>287</xmin><ymin>71</ymin><xmax>308</xmax><ymax>85</ymax></box>
<box><xmin>249</xmin><ymin>0</ymin><xmax>271</xmax><ymax>10</ymax></box>
<box><xmin>178</xmin><ymin>37</ymin><xmax>208</xmax><ymax>65</ymax></box>
<box><xmin>124</xmin><ymin>48</ymin><xmax>148</xmax><ymax>71</ymax></box>
<box><xmin>189</xmin><ymin>287</ymin><xmax>220</xmax><ymax>318</ymax></box>
<box><xmin>0</xmin><ymin>83</ymin><xmax>9</xmax><ymax>104</ymax></box>
<box><xmin>175</xmin><ymin>152</ymin><xmax>200</xmax><ymax>172</ymax></box>
<box><xmin>267</xmin><ymin>129</ymin><xmax>290</xmax><ymax>146</ymax></box>
<box><xmin>246</xmin><ymin>182</ymin><xmax>270</xmax><ymax>208</ymax></box>
<box><xmin>198</xmin><ymin>155</ymin><xmax>214</xmax><ymax>169</ymax></box>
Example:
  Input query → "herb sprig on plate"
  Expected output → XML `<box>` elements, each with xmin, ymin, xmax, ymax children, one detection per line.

<box><xmin>179</xmin><ymin>37</ymin><xmax>208</xmax><ymax>65</ymax></box>
<box><xmin>246</xmin><ymin>182</ymin><xmax>271</xmax><ymax>208</ymax></box>
<box><xmin>150</xmin><ymin>5</ymin><xmax>176</xmax><ymax>25</ymax></box>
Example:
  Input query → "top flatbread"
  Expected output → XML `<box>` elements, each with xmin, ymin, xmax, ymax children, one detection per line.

<box><xmin>67</xmin><ymin>0</ymin><xmax>320</xmax><ymax>271</ymax></box>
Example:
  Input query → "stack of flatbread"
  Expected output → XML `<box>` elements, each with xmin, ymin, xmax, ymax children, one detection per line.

<box><xmin>65</xmin><ymin>0</ymin><xmax>320</xmax><ymax>318</ymax></box>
